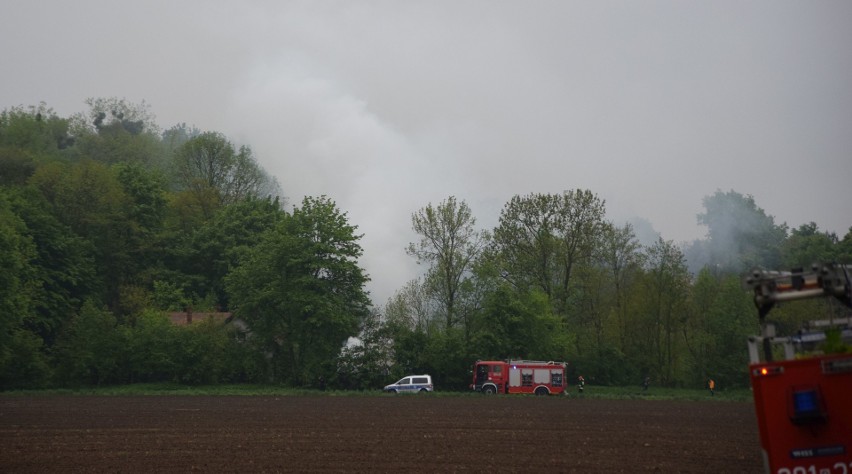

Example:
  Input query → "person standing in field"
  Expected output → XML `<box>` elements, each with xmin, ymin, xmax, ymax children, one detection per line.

<box><xmin>707</xmin><ymin>378</ymin><xmax>715</xmax><ymax>396</ymax></box>
<box><xmin>642</xmin><ymin>376</ymin><xmax>650</xmax><ymax>391</ymax></box>
<box><xmin>577</xmin><ymin>375</ymin><xmax>585</xmax><ymax>394</ymax></box>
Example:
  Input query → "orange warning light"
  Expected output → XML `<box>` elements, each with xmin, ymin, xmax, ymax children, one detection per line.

<box><xmin>752</xmin><ymin>366</ymin><xmax>784</xmax><ymax>377</ymax></box>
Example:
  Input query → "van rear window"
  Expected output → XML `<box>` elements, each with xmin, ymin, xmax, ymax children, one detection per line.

<box><xmin>412</xmin><ymin>377</ymin><xmax>428</xmax><ymax>384</ymax></box>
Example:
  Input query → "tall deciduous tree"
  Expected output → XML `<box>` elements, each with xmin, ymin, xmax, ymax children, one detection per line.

<box><xmin>684</xmin><ymin>269</ymin><xmax>755</xmax><ymax>388</ymax></box>
<box><xmin>29</xmin><ymin>160</ymin><xmax>134</xmax><ymax>310</ymax></box>
<box><xmin>53</xmin><ymin>300</ymin><xmax>124</xmax><ymax>386</ymax></box>
<box><xmin>554</xmin><ymin>190</ymin><xmax>607</xmax><ymax>306</ymax></box>
<box><xmin>0</xmin><ymin>103</ymin><xmax>75</xmax><ymax>158</ymax></box>
<box><xmin>781</xmin><ymin>222</ymin><xmax>839</xmax><ymax>268</ymax></box>
<box><xmin>598</xmin><ymin>223</ymin><xmax>644</xmax><ymax>353</ymax></box>
<box><xmin>493</xmin><ymin>193</ymin><xmax>562</xmax><ymax>296</ymax></box>
<box><xmin>638</xmin><ymin>238</ymin><xmax>690</xmax><ymax>386</ymax></box>
<box><xmin>838</xmin><ymin>228</ymin><xmax>852</xmax><ymax>262</ymax></box>
<box><xmin>72</xmin><ymin>98</ymin><xmax>165</xmax><ymax>166</ymax></box>
<box><xmin>337</xmin><ymin>307</ymin><xmax>396</xmax><ymax>390</ymax></box>
<box><xmin>0</xmin><ymin>193</ymin><xmax>38</xmax><ymax>386</ymax></box>
<box><xmin>226</xmin><ymin>196</ymin><xmax>370</xmax><ymax>385</ymax></box>
<box><xmin>384</xmin><ymin>278</ymin><xmax>435</xmax><ymax>334</ymax></box>
<box><xmin>493</xmin><ymin>190</ymin><xmax>606</xmax><ymax>317</ymax></box>
<box><xmin>179</xmin><ymin>197</ymin><xmax>285</xmax><ymax>311</ymax></box>
<box><xmin>696</xmin><ymin>189</ymin><xmax>788</xmax><ymax>272</ymax></box>
<box><xmin>7</xmin><ymin>187</ymin><xmax>98</xmax><ymax>347</ymax></box>
<box><xmin>173</xmin><ymin>132</ymin><xmax>277</xmax><ymax>218</ymax></box>
<box><xmin>407</xmin><ymin>196</ymin><xmax>488</xmax><ymax>331</ymax></box>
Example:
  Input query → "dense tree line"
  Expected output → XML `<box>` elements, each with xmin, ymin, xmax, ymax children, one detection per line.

<box><xmin>1</xmin><ymin>100</ymin><xmax>850</xmax><ymax>391</ymax></box>
<box><xmin>356</xmin><ymin>195</ymin><xmax>852</xmax><ymax>392</ymax></box>
<box><xmin>0</xmin><ymin>100</ymin><xmax>367</xmax><ymax>389</ymax></box>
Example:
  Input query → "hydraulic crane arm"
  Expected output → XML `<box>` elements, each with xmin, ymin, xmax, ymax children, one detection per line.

<box><xmin>744</xmin><ymin>263</ymin><xmax>851</xmax><ymax>362</ymax></box>
<box><xmin>745</xmin><ymin>263</ymin><xmax>852</xmax><ymax>320</ymax></box>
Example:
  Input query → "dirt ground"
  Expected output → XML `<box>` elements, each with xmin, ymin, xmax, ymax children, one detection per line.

<box><xmin>0</xmin><ymin>395</ymin><xmax>762</xmax><ymax>473</ymax></box>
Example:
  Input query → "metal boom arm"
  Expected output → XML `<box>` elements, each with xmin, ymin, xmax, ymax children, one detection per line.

<box><xmin>746</xmin><ymin>263</ymin><xmax>852</xmax><ymax>319</ymax></box>
<box><xmin>744</xmin><ymin>263</ymin><xmax>851</xmax><ymax>362</ymax></box>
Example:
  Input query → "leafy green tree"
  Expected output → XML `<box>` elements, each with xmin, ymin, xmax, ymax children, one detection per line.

<box><xmin>72</xmin><ymin>98</ymin><xmax>165</xmax><ymax>166</ymax></box>
<box><xmin>0</xmin><ymin>147</ymin><xmax>38</xmax><ymax>186</ymax></box>
<box><xmin>383</xmin><ymin>278</ymin><xmax>436</xmax><ymax>335</ymax></box>
<box><xmin>381</xmin><ymin>278</ymin><xmax>437</xmax><ymax>382</ymax></box>
<box><xmin>635</xmin><ymin>238</ymin><xmax>690</xmax><ymax>386</ymax></box>
<box><xmin>0</xmin><ymin>193</ymin><xmax>40</xmax><ymax>387</ymax></box>
<box><xmin>572</xmin><ymin>262</ymin><xmax>609</xmax><ymax>356</ymax></box>
<box><xmin>553</xmin><ymin>190</ymin><xmax>607</xmax><ymax>309</ymax></box>
<box><xmin>112</xmin><ymin>162</ymin><xmax>168</xmax><ymax>310</ymax></box>
<box><xmin>0</xmin><ymin>104</ymin><xmax>74</xmax><ymax>187</ymax></box>
<box><xmin>472</xmin><ymin>285</ymin><xmax>562</xmax><ymax>361</ymax></box>
<box><xmin>122</xmin><ymin>309</ymin><xmax>179</xmax><ymax>383</ymax></box>
<box><xmin>151</xmin><ymin>197</ymin><xmax>284</xmax><ymax>313</ymax></box>
<box><xmin>493</xmin><ymin>193</ymin><xmax>563</xmax><ymax>296</ymax></box>
<box><xmin>6</xmin><ymin>187</ymin><xmax>99</xmax><ymax>347</ymax></box>
<box><xmin>420</xmin><ymin>327</ymin><xmax>470</xmax><ymax>390</ymax></box>
<box><xmin>226</xmin><ymin>196</ymin><xmax>370</xmax><ymax>385</ymax></box>
<box><xmin>695</xmin><ymin>190</ymin><xmax>788</xmax><ymax>272</ymax></box>
<box><xmin>78</xmin><ymin>97</ymin><xmax>159</xmax><ymax>136</ymax></box>
<box><xmin>173</xmin><ymin>132</ymin><xmax>277</xmax><ymax>218</ymax></box>
<box><xmin>115</xmin><ymin>163</ymin><xmax>167</xmax><ymax>232</ymax></box>
<box><xmin>53</xmin><ymin>300</ymin><xmax>125</xmax><ymax>386</ymax></box>
<box><xmin>29</xmin><ymin>160</ymin><xmax>134</xmax><ymax>310</ymax></box>
<box><xmin>173</xmin><ymin>318</ymin><xmax>232</xmax><ymax>385</ymax></box>
<box><xmin>337</xmin><ymin>308</ymin><xmax>395</xmax><ymax>390</ymax></box>
<box><xmin>0</xmin><ymin>329</ymin><xmax>52</xmax><ymax>389</ymax></box>
<box><xmin>683</xmin><ymin>267</ymin><xmax>718</xmax><ymax>387</ymax></box>
<box><xmin>0</xmin><ymin>103</ymin><xmax>75</xmax><ymax>158</ymax></box>
<box><xmin>493</xmin><ymin>190</ymin><xmax>606</xmax><ymax>317</ymax></box>
<box><xmin>161</xmin><ymin>123</ymin><xmax>201</xmax><ymax>155</ymax></box>
<box><xmin>598</xmin><ymin>223</ymin><xmax>644</xmax><ymax>353</ymax></box>
<box><xmin>781</xmin><ymin>222</ymin><xmax>838</xmax><ymax>268</ymax></box>
<box><xmin>684</xmin><ymin>269</ymin><xmax>756</xmax><ymax>388</ymax></box>
<box><xmin>838</xmin><ymin>228</ymin><xmax>852</xmax><ymax>262</ymax></box>
<box><xmin>407</xmin><ymin>196</ymin><xmax>488</xmax><ymax>332</ymax></box>
<box><xmin>385</xmin><ymin>323</ymin><xmax>430</xmax><ymax>381</ymax></box>
<box><xmin>703</xmin><ymin>275</ymin><xmax>755</xmax><ymax>388</ymax></box>
<box><xmin>181</xmin><ymin>197</ymin><xmax>285</xmax><ymax>310</ymax></box>
<box><xmin>164</xmin><ymin>186</ymin><xmax>221</xmax><ymax>234</ymax></box>
<box><xmin>563</xmin><ymin>223</ymin><xmax>645</xmax><ymax>385</ymax></box>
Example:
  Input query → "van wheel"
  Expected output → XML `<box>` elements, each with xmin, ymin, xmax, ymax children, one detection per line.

<box><xmin>419</xmin><ymin>388</ymin><xmax>428</xmax><ymax>393</ymax></box>
<box><xmin>483</xmin><ymin>386</ymin><xmax>496</xmax><ymax>395</ymax></box>
<box><xmin>535</xmin><ymin>387</ymin><xmax>548</xmax><ymax>396</ymax></box>
<box><xmin>389</xmin><ymin>389</ymin><xmax>398</xmax><ymax>394</ymax></box>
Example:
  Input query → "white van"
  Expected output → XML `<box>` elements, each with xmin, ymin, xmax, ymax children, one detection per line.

<box><xmin>383</xmin><ymin>375</ymin><xmax>433</xmax><ymax>394</ymax></box>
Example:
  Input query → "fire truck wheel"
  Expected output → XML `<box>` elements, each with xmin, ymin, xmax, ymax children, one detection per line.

<box><xmin>483</xmin><ymin>386</ymin><xmax>496</xmax><ymax>395</ymax></box>
<box><xmin>534</xmin><ymin>387</ymin><xmax>549</xmax><ymax>396</ymax></box>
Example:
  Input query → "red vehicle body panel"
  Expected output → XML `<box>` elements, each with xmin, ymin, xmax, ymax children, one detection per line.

<box><xmin>750</xmin><ymin>353</ymin><xmax>852</xmax><ymax>474</ymax></box>
<box><xmin>471</xmin><ymin>360</ymin><xmax>568</xmax><ymax>395</ymax></box>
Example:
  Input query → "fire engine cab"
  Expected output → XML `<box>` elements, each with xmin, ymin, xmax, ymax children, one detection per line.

<box><xmin>745</xmin><ymin>263</ymin><xmax>852</xmax><ymax>474</ymax></box>
<box><xmin>471</xmin><ymin>359</ymin><xmax>568</xmax><ymax>395</ymax></box>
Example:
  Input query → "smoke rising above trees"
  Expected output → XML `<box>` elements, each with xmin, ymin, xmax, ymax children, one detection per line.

<box><xmin>685</xmin><ymin>190</ymin><xmax>791</xmax><ymax>275</ymax></box>
<box><xmin>1</xmin><ymin>98</ymin><xmax>850</xmax><ymax>391</ymax></box>
<box><xmin>385</xmin><ymin>189</ymin><xmax>850</xmax><ymax>391</ymax></box>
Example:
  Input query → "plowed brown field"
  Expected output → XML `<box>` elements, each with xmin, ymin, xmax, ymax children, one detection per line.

<box><xmin>0</xmin><ymin>395</ymin><xmax>762</xmax><ymax>473</ymax></box>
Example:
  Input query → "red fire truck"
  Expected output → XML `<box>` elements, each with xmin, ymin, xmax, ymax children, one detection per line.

<box><xmin>745</xmin><ymin>263</ymin><xmax>852</xmax><ymax>474</ymax></box>
<box><xmin>471</xmin><ymin>359</ymin><xmax>568</xmax><ymax>395</ymax></box>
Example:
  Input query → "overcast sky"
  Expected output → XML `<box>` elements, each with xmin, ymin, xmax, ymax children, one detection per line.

<box><xmin>3</xmin><ymin>1</ymin><xmax>851</xmax><ymax>305</ymax></box>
